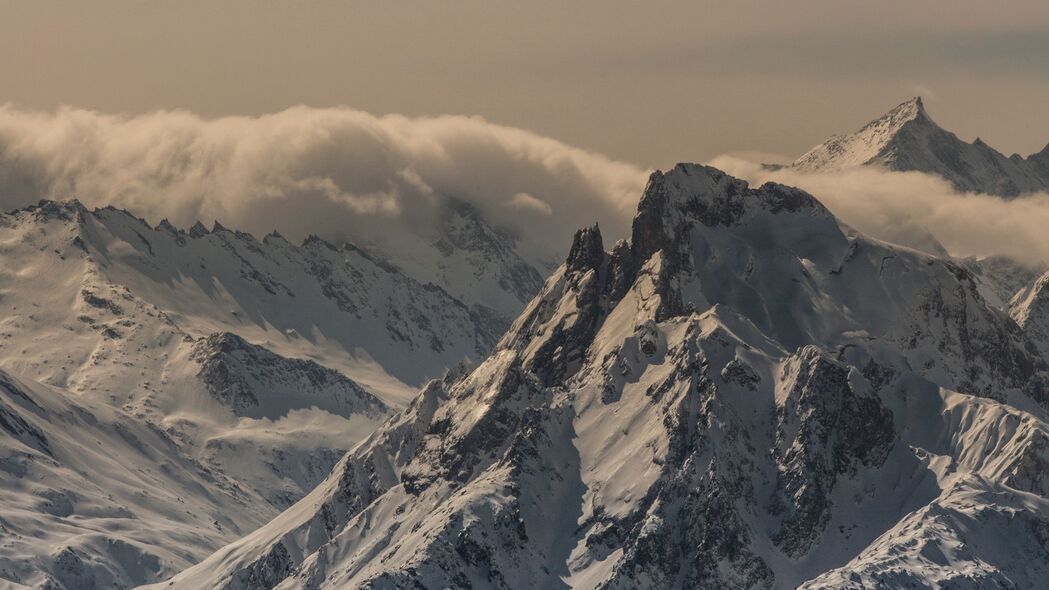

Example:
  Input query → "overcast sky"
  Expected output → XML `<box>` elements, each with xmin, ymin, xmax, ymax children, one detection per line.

<box><xmin>4</xmin><ymin>1</ymin><xmax>1048</xmax><ymax>167</ymax></box>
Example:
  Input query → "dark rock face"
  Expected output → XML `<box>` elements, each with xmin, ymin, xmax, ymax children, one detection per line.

<box><xmin>188</xmin><ymin>221</ymin><xmax>210</xmax><ymax>238</ymax></box>
<box><xmin>27</xmin><ymin>199</ymin><xmax>88</xmax><ymax>223</ymax></box>
<box><xmin>721</xmin><ymin>357</ymin><xmax>761</xmax><ymax>390</ymax></box>
<box><xmin>565</xmin><ymin>225</ymin><xmax>604</xmax><ymax>275</ymax></box>
<box><xmin>230</xmin><ymin>542</ymin><xmax>292</xmax><ymax>589</ymax></box>
<box><xmin>412</xmin><ymin>366</ymin><xmax>537</xmax><ymax>488</ymax></box>
<box><xmin>80</xmin><ymin>289</ymin><xmax>124</xmax><ymax>315</ymax></box>
<box><xmin>909</xmin><ymin>272</ymin><xmax>1047</xmax><ymax>402</ymax></box>
<box><xmin>190</xmin><ymin>332</ymin><xmax>386</xmax><ymax>419</ymax></box>
<box><xmin>771</xmin><ymin>347</ymin><xmax>895</xmax><ymax>556</ymax></box>
<box><xmin>605</xmin><ymin>239</ymin><xmax>636</xmax><ymax>303</ymax></box>
<box><xmin>505</xmin><ymin>226</ymin><xmax>614</xmax><ymax>387</ymax></box>
<box><xmin>0</xmin><ymin>399</ymin><xmax>51</xmax><ymax>457</ymax></box>
<box><xmin>591</xmin><ymin>330</ymin><xmax>776</xmax><ymax>590</ymax></box>
<box><xmin>0</xmin><ymin>373</ymin><xmax>52</xmax><ymax>457</ymax></box>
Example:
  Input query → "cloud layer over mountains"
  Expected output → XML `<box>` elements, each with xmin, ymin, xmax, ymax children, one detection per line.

<box><xmin>0</xmin><ymin>104</ymin><xmax>646</xmax><ymax>259</ymax></box>
<box><xmin>4</xmin><ymin>103</ymin><xmax>1049</xmax><ymax>269</ymax></box>
<box><xmin>712</xmin><ymin>155</ymin><xmax>1049</xmax><ymax>268</ymax></box>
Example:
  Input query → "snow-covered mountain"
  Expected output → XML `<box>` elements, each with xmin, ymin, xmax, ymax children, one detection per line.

<box><xmin>792</xmin><ymin>97</ymin><xmax>1049</xmax><ymax>196</ymax></box>
<box><xmin>359</xmin><ymin>198</ymin><xmax>548</xmax><ymax>330</ymax></box>
<box><xmin>0</xmin><ymin>200</ymin><xmax>499</xmax><ymax>401</ymax></box>
<box><xmin>148</xmin><ymin>164</ymin><xmax>1049</xmax><ymax>589</ymax></box>
<box><xmin>0</xmin><ymin>199</ymin><xmax>538</xmax><ymax>587</ymax></box>
<box><xmin>0</xmin><ymin>368</ymin><xmax>279</xmax><ymax>589</ymax></box>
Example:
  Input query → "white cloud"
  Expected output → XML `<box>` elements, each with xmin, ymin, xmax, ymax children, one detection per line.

<box><xmin>0</xmin><ymin>104</ymin><xmax>648</xmax><ymax>261</ymax></box>
<box><xmin>504</xmin><ymin>192</ymin><xmax>553</xmax><ymax>216</ymax></box>
<box><xmin>710</xmin><ymin>154</ymin><xmax>1049</xmax><ymax>268</ymax></box>
<box><xmin>12</xmin><ymin>103</ymin><xmax>1046</xmax><ymax>274</ymax></box>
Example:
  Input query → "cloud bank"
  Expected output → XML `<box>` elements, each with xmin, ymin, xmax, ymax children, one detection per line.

<box><xmin>711</xmin><ymin>155</ymin><xmax>1049</xmax><ymax>268</ymax></box>
<box><xmin>0</xmin><ymin>104</ymin><xmax>647</xmax><ymax>262</ymax></box>
<box><xmin>5</xmin><ymin>103</ymin><xmax>1048</xmax><ymax>272</ymax></box>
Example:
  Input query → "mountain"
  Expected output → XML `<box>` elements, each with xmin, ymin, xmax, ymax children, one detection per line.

<box><xmin>0</xmin><ymin>200</ymin><xmax>499</xmax><ymax>402</ymax></box>
<box><xmin>1011</xmin><ymin>270</ymin><xmax>1049</xmax><ymax>356</ymax></box>
<box><xmin>149</xmin><ymin>164</ymin><xmax>1049</xmax><ymax>589</ymax></box>
<box><xmin>965</xmin><ymin>255</ymin><xmax>1041</xmax><ymax>312</ymax></box>
<box><xmin>0</xmin><ymin>199</ymin><xmax>533</xmax><ymax>587</ymax></box>
<box><xmin>791</xmin><ymin>97</ymin><xmax>1049</xmax><ymax>196</ymax></box>
<box><xmin>0</xmin><ymin>369</ymin><xmax>279</xmax><ymax>589</ymax></box>
<box><xmin>359</xmin><ymin>198</ymin><xmax>548</xmax><ymax>330</ymax></box>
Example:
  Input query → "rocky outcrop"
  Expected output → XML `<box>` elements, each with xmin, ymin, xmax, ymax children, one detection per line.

<box><xmin>190</xmin><ymin>332</ymin><xmax>386</xmax><ymax>419</ymax></box>
<box><xmin>771</xmin><ymin>347</ymin><xmax>895</xmax><ymax>556</ymax></box>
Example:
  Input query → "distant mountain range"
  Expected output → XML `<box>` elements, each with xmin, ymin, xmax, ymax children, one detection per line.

<box><xmin>790</xmin><ymin>97</ymin><xmax>1049</xmax><ymax>196</ymax></box>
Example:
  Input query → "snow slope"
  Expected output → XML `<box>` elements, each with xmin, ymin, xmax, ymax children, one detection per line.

<box><xmin>149</xmin><ymin>164</ymin><xmax>1049</xmax><ymax>589</ymax></box>
<box><xmin>0</xmin><ymin>200</ymin><xmax>500</xmax><ymax>404</ymax></box>
<box><xmin>0</xmin><ymin>369</ymin><xmax>280</xmax><ymax>589</ymax></box>
<box><xmin>792</xmin><ymin>97</ymin><xmax>1049</xmax><ymax>197</ymax></box>
<box><xmin>0</xmin><ymin>200</ymin><xmax>517</xmax><ymax>586</ymax></box>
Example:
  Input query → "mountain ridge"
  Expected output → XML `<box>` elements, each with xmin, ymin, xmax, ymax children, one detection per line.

<box><xmin>0</xmin><ymin>197</ymin><xmax>532</xmax><ymax>587</ymax></box>
<box><xmin>146</xmin><ymin>163</ymin><xmax>1049</xmax><ymax>589</ymax></box>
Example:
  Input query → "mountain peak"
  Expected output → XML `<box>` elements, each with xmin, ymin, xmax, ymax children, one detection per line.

<box><xmin>188</xmin><ymin>221</ymin><xmax>210</xmax><ymax>237</ymax></box>
<box><xmin>19</xmin><ymin>198</ymin><xmax>89</xmax><ymax>222</ymax></box>
<box><xmin>791</xmin><ymin>98</ymin><xmax>1049</xmax><ymax>196</ymax></box>
<box><xmin>155</xmin><ymin>218</ymin><xmax>178</xmax><ymax>234</ymax></box>
<box><xmin>565</xmin><ymin>223</ymin><xmax>604</xmax><ymax>273</ymax></box>
<box><xmin>791</xmin><ymin>97</ymin><xmax>944</xmax><ymax>173</ymax></box>
<box><xmin>855</xmin><ymin>96</ymin><xmax>936</xmax><ymax>140</ymax></box>
<box><xmin>634</xmin><ymin>164</ymin><xmax>821</xmax><ymax>242</ymax></box>
<box><xmin>889</xmin><ymin>96</ymin><xmax>927</xmax><ymax>120</ymax></box>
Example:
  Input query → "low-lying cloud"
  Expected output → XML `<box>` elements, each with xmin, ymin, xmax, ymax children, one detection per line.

<box><xmin>6</xmin><ymin>103</ymin><xmax>1048</xmax><ymax>272</ymax></box>
<box><xmin>710</xmin><ymin>155</ymin><xmax>1049</xmax><ymax>269</ymax></box>
<box><xmin>0</xmin><ymin>104</ymin><xmax>648</xmax><ymax>263</ymax></box>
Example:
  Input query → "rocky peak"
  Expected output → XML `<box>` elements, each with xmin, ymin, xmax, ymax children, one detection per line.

<box><xmin>188</xmin><ymin>221</ymin><xmax>210</xmax><ymax>238</ymax></box>
<box><xmin>630</xmin><ymin>164</ymin><xmax>827</xmax><ymax>269</ymax></box>
<box><xmin>438</xmin><ymin>197</ymin><xmax>515</xmax><ymax>257</ymax></box>
<box><xmin>859</xmin><ymin>97</ymin><xmax>938</xmax><ymax>143</ymax></box>
<box><xmin>565</xmin><ymin>224</ymin><xmax>605</xmax><ymax>274</ymax></box>
<box><xmin>155</xmin><ymin>218</ymin><xmax>179</xmax><ymax>235</ymax></box>
<box><xmin>631</xmin><ymin>164</ymin><xmax>746</xmax><ymax>261</ymax></box>
<box><xmin>190</xmin><ymin>331</ymin><xmax>388</xmax><ymax>420</ymax></box>
<box><xmin>148</xmin><ymin>162</ymin><xmax>1049</xmax><ymax>590</ymax></box>
<box><xmin>263</xmin><ymin>229</ymin><xmax>285</xmax><ymax>243</ymax></box>
<box><xmin>23</xmin><ymin>198</ymin><xmax>89</xmax><ymax>223</ymax></box>
<box><xmin>883</xmin><ymin>96</ymin><xmax>929</xmax><ymax>125</ymax></box>
<box><xmin>850</xmin><ymin>96</ymin><xmax>936</xmax><ymax>142</ymax></box>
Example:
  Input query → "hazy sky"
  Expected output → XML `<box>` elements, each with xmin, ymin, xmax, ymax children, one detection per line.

<box><xmin>3</xmin><ymin>1</ymin><xmax>1049</xmax><ymax>166</ymax></box>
